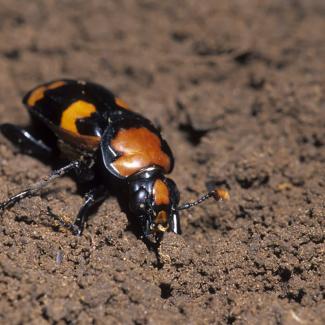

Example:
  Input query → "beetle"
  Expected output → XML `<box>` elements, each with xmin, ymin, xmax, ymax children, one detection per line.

<box><xmin>0</xmin><ymin>79</ymin><xmax>229</xmax><ymax>239</ymax></box>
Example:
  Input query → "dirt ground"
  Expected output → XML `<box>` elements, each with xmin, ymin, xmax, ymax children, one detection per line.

<box><xmin>0</xmin><ymin>0</ymin><xmax>324</xmax><ymax>324</ymax></box>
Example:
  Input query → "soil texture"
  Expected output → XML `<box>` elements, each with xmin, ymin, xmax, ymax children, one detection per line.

<box><xmin>0</xmin><ymin>1</ymin><xmax>324</xmax><ymax>324</ymax></box>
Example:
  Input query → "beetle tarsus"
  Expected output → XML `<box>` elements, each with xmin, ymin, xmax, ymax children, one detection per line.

<box><xmin>47</xmin><ymin>207</ymin><xmax>82</xmax><ymax>235</ymax></box>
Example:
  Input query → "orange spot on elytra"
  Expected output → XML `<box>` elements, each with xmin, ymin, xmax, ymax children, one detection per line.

<box><xmin>27</xmin><ymin>81</ymin><xmax>65</xmax><ymax>106</ymax></box>
<box><xmin>153</xmin><ymin>179</ymin><xmax>170</xmax><ymax>205</ymax></box>
<box><xmin>27</xmin><ymin>86</ymin><xmax>46</xmax><ymax>106</ymax></box>
<box><xmin>60</xmin><ymin>100</ymin><xmax>96</xmax><ymax>134</ymax></box>
<box><xmin>48</xmin><ymin>81</ymin><xmax>66</xmax><ymax>90</ymax></box>
<box><xmin>111</xmin><ymin>127</ymin><xmax>171</xmax><ymax>177</ymax></box>
<box><xmin>115</xmin><ymin>97</ymin><xmax>129</xmax><ymax>110</ymax></box>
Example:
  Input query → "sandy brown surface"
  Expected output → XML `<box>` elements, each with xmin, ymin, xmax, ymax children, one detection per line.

<box><xmin>0</xmin><ymin>1</ymin><xmax>324</xmax><ymax>324</ymax></box>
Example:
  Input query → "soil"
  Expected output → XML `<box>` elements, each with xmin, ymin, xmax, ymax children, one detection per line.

<box><xmin>0</xmin><ymin>0</ymin><xmax>324</xmax><ymax>324</ymax></box>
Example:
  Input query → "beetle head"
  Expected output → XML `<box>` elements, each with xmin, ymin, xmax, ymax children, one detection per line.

<box><xmin>128</xmin><ymin>172</ymin><xmax>181</xmax><ymax>238</ymax></box>
<box><xmin>128</xmin><ymin>169</ymin><xmax>229</xmax><ymax>239</ymax></box>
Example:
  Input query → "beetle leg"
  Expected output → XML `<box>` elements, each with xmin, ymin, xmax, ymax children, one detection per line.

<box><xmin>46</xmin><ymin>187</ymin><xmax>108</xmax><ymax>235</ymax></box>
<box><xmin>0</xmin><ymin>123</ymin><xmax>53</xmax><ymax>160</ymax></box>
<box><xmin>46</xmin><ymin>207</ymin><xmax>81</xmax><ymax>234</ymax></box>
<box><xmin>0</xmin><ymin>161</ymin><xmax>81</xmax><ymax>212</ymax></box>
<box><xmin>72</xmin><ymin>186</ymin><xmax>109</xmax><ymax>235</ymax></box>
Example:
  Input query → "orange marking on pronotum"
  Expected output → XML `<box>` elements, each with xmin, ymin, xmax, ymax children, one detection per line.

<box><xmin>111</xmin><ymin>127</ymin><xmax>171</xmax><ymax>177</ymax></box>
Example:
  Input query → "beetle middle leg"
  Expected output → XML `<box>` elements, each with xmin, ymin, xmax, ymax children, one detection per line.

<box><xmin>47</xmin><ymin>186</ymin><xmax>109</xmax><ymax>235</ymax></box>
<box><xmin>73</xmin><ymin>186</ymin><xmax>109</xmax><ymax>235</ymax></box>
<box><xmin>0</xmin><ymin>160</ymin><xmax>81</xmax><ymax>212</ymax></box>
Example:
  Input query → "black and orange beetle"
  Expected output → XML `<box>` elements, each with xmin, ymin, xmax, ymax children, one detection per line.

<box><xmin>0</xmin><ymin>79</ymin><xmax>229</xmax><ymax>239</ymax></box>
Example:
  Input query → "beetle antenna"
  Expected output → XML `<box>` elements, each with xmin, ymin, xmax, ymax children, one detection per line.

<box><xmin>177</xmin><ymin>188</ymin><xmax>229</xmax><ymax>211</ymax></box>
